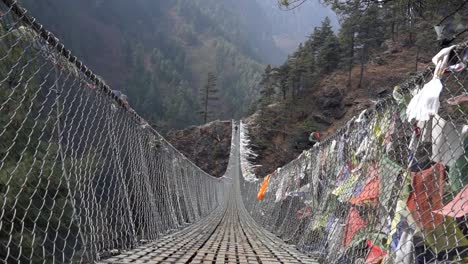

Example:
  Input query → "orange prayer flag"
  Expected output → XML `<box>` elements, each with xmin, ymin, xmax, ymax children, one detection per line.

<box><xmin>257</xmin><ymin>175</ymin><xmax>271</xmax><ymax>201</ymax></box>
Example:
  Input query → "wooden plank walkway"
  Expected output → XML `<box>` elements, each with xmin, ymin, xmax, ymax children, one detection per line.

<box><xmin>99</xmin><ymin>190</ymin><xmax>318</xmax><ymax>264</ymax></box>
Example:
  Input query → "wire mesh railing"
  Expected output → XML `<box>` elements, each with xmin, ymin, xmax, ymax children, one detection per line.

<box><xmin>240</xmin><ymin>42</ymin><xmax>468</xmax><ymax>263</ymax></box>
<box><xmin>0</xmin><ymin>1</ymin><xmax>227</xmax><ymax>263</ymax></box>
<box><xmin>239</xmin><ymin>121</ymin><xmax>260</xmax><ymax>183</ymax></box>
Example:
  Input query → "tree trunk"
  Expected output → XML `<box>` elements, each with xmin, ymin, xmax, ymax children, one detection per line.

<box><xmin>358</xmin><ymin>47</ymin><xmax>366</xmax><ymax>89</ymax></box>
<box><xmin>407</xmin><ymin>2</ymin><xmax>415</xmax><ymax>45</ymax></box>
<box><xmin>391</xmin><ymin>8</ymin><xmax>396</xmax><ymax>42</ymax></box>
<box><xmin>292</xmin><ymin>82</ymin><xmax>296</xmax><ymax>101</ymax></box>
<box><xmin>204</xmin><ymin>84</ymin><xmax>209</xmax><ymax>123</ymax></box>
<box><xmin>415</xmin><ymin>46</ymin><xmax>420</xmax><ymax>72</ymax></box>
<box><xmin>409</xmin><ymin>19</ymin><xmax>414</xmax><ymax>45</ymax></box>
<box><xmin>347</xmin><ymin>32</ymin><xmax>355</xmax><ymax>88</ymax></box>
<box><xmin>358</xmin><ymin>60</ymin><xmax>365</xmax><ymax>89</ymax></box>
<box><xmin>395</xmin><ymin>24</ymin><xmax>399</xmax><ymax>42</ymax></box>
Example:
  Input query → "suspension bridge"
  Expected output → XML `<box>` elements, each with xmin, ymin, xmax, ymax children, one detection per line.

<box><xmin>0</xmin><ymin>1</ymin><xmax>467</xmax><ymax>263</ymax></box>
<box><xmin>99</xmin><ymin>129</ymin><xmax>317</xmax><ymax>264</ymax></box>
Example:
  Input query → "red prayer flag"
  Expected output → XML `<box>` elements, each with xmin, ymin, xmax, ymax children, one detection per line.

<box><xmin>349</xmin><ymin>176</ymin><xmax>380</xmax><ymax>205</ymax></box>
<box><xmin>366</xmin><ymin>240</ymin><xmax>387</xmax><ymax>264</ymax></box>
<box><xmin>407</xmin><ymin>163</ymin><xmax>445</xmax><ymax>229</ymax></box>
<box><xmin>343</xmin><ymin>207</ymin><xmax>367</xmax><ymax>247</ymax></box>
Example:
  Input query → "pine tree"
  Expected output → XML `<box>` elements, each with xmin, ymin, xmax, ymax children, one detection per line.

<box><xmin>259</xmin><ymin>65</ymin><xmax>276</xmax><ymax>106</ymax></box>
<box><xmin>286</xmin><ymin>56</ymin><xmax>300</xmax><ymax>100</ymax></box>
<box><xmin>309</xmin><ymin>17</ymin><xmax>340</xmax><ymax>74</ymax></box>
<box><xmin>354</xmin><ymin>5</ymin><xmax>385</xmax><ymax>88</ymax></box>
<box><xmin>335</xmin><ymin>0</ymin><xmax>360</xmax><ymax>87</ymax></box>
<box><xmin>278</xmin><ymin>64</ymin><xmax>290</xmax><ymax>100</ymax></box>
<box><xmin>198</xmin><ymin>72</ymin><xmax>219</xmax><ymax>124</ymax></box>
<box><xmin>301</xmin><ymin>50</ymin><xmax>316</xmax><ymax>88</ymax></box>
<box><xmin>309</xmin><ymin>17</ymin><xmax>335</xmax><ymax>58</ymax></box>
<box><xmin>318</xmin><ymin>34</ymin><xmax>341</xmax><ymax>74</ymax></box>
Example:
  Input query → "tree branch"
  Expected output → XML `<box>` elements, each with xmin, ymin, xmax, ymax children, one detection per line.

<box><xmin>443</xmin><ymin>26</ymin><xmax>468</xmax><ymax>46</ymax></box>
<box><xmin>437</xmin><ymin>0</ymin><xmax>468</xmax><ymax>26</ymax></box>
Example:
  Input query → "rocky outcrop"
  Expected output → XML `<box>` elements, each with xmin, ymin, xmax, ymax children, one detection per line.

<box><xmin>317</xmin><ymin>87</ymin><xmax>346</xmax><ymax>119</ymax></box>
<box><xmin>166</xmin><ymin>120</ymin><xmax>232</xmax><ymax>177</ymax></box>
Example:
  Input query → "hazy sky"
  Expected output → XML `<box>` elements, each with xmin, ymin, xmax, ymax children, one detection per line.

<box><xmin>256</xmin><ymin>0</ymin><xmax>339</xmax><ymax>55</ymax></box>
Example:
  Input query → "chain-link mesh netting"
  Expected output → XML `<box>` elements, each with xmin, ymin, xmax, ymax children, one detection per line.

<box><xmin>240</xmin><ymin>42</ymin><xmax>468</xmax><ymax>263</ymax></box>
<box><xmin>239</xmin><ymin>121</ymin><xmax>259</xmax><ymax>183</ymax></box>
<box><xmin>0</xmin><ymin>1</ymin><xmax>227</xmax><ymax>263</ymax></box>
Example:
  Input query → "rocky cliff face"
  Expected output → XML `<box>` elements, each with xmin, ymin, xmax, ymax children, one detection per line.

<box><xmin>166</xmin><ymin>120</ymin><xmax>232</xmax><ymax>177</ymax></box>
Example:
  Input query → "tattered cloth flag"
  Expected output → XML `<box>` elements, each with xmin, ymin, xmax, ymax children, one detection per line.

<box><xmin>343</xmin><ymin>207</ymin><xmax>367</xmax><ymax>247</ymax></box>
<box><xmin>365</xmin><ymin>240</ymin><xmax>387</xmax><ymax>264</ymax></box>
<box><xmin>406</xmin><ymin>45</ymin><xmax>456</xmax><ymax>122</ymax></box>
<box><xmin>407</xmin><ymin>163</ymin><xmax>445</xmax><ymax>229</ymax></box>
<box><xmin>433</xmin><ymin>185</ymin><xmax>468</xmax><ymax>218</ymax></box>
<box><xmin>257</xmin><ymin>174</ymin><xmax>271</xmax><ymax>201</ymax></box>
<box><xmin>407</xmin><ymin>163</ymin><xmax>468</xmax><ymax>253</ymax></box>
<box><xmin>349</xmin><ymin>176</ymin><xmax>379</xmax><ymax>205</ymax></box>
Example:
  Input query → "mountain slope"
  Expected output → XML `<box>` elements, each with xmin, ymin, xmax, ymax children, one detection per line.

<box><xmin>20</xmin><ymin>0</ymin><xmax>282</xmax><ymax>129</ymax></box>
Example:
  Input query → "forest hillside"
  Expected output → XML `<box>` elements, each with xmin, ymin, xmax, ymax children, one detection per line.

<box><xmin>169</xmin><ymin>0</ymin><xmax>468</xmax><ymax>176</ymax></box>
<box><xmin>19</xmin><ymin>0</ymin><xmax>336</xmax><ymax>130</ymax></box>
<box><xmin>248</xmin><ymin>0</ymin><xmax>468</xmax><ymax>175</ymax></box>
